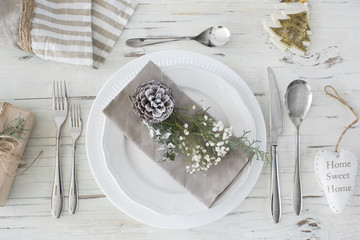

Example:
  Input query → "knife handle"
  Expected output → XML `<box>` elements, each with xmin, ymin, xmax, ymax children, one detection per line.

<box><xmin>270</xmin><ymin>145</ymin><xmax>281</xmax><ymax>223</ymax></box>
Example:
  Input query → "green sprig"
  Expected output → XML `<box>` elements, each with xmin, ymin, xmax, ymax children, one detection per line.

<box><xmin>0</xmin><ymin>114</ymin><xmax>28</xmax><ymax>141</ymax></box>
<box><xmin>228</xmin><ymin>130</ymin><xmax>269</xmax><ymax>165</ymax></box>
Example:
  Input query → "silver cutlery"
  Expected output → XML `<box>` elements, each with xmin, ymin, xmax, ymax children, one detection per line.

<box><xmin>51</xmin><ymin>80</ymin><xmax>68</xmax><ymax>218</ymax></box>
<box><xmin>126</xmin><ymin>26</ymin><xmax>231</xmax><ymax>48</ymax></box>
<box><xmin>268</xmin><ymin>67</ymin><xmax>283</xmax><ymax>223</ymax></box>
<box><xmin>69</xmin><ymin>104</ymin><xmax>82</xmax><ymax>214</ymax></box>
<box><xmin>284</xmin><ymin>80</ymin><xmax>313</xmax><ymax>215</ymax></box>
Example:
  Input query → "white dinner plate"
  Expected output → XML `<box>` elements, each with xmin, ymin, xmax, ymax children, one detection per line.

<box><xmin>86</xmin><ymin>50</ymin><xmax>266</xmax><ymax>229</ymax></box>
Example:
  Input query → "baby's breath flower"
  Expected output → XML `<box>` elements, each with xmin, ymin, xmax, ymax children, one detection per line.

<box><xmin>162</xmin><ymin>132</ymin><xmax>171</xmax><ymax>139</ymax></box>
<box><xmin>193</xmin><ymin>154</ymin><xmax>201</xmax><ymax>162</ymax></box>
<box><xmin>217</xmin><ymin>121</ymin><xmax>224</xmax><ymax>131</ymax></box>
<box><xmin>225</xmin><ymin>127</ymin><xmax>232</xmax><ymax>133</ymax></box>
<box><xmin>222</xmin><ymin>132</ymin><xmax>228</xmax><ymax>140</ymax></box>
<box><xmin>184</xmin><ymin>129</ymin><xmax>189</xmax><ymax>135</ymax></box>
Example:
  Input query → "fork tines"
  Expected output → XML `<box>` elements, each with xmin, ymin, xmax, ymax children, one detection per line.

<box><xmin>52</xmin><ymin>80</ymin><xmax>68</xmax><ymax>111</ymax></box>
<box><xmin>70</xmin><ymin>104</ymin><xmax>81</xmax><ymax>127</ymax></box>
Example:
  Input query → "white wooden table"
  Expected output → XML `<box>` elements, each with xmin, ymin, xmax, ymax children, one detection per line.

<box><xmin>1</xmin><ymin>0</ymin><xmax>360</xmax><ymax>239</ymax></box>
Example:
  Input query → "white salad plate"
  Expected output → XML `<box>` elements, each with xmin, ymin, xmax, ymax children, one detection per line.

<box><xmin>86</xmin><ymin>50</ymin><xmax>266</xmax><ymax>229</ymax></box>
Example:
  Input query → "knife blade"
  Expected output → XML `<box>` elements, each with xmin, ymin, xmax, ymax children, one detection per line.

<box><xmin>268</xmin><ymin>67</ymin><xmax>283</xmax><ymax>223</ymax></box>
<box><xmin>268</xmin><ymin>67</ymin><xmax>284</xmax><ymax>144</ymax></box>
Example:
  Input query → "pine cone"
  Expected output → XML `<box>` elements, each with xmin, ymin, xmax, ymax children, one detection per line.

<box><xmin>132</xmin><ymin>80</ymin><xmax>175</xmax><ymax>123</ymax></box>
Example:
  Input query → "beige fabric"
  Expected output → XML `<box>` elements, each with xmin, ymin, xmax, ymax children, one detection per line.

<box><xmin>0</xmin><ymin>0</ymin><xmax>22</xmax><ymax>49</ymax></box>
<box><xmin>103</xmin><ymin>61</ymin><xmax>250</xmax><ymax>207</ymax></box>
<box><xmin>91</xmin><ymin>0</ymin><xmax>138</xmax><ymax>69</ymax></box>
<box><xmin>31</xmin><ymin>0</ymin><xmax>94</xmax><ymax>66</ymax></box>
<box><xmin>0</xmin><ymin>0</ymin><xmax>137</xmax><ymax>68</ymax></box>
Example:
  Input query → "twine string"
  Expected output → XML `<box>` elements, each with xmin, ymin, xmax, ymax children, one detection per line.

<box><xmin>19</xmin><ymin>0</ymin><xmax>35</xmax><ymax>53</ymax></box>
<box><xmin>0</xmin><ymin>102</ymin><xmax>7</xmax><ymax>115</ymax></box>
<box><xmin>0</xmin><ymin>135</ymin><xmax>42</xmax><ymax>176</ymax></box>
<box><xmin>324</xmin><ymin>85</ymin><xmax>359</xmax><ymax>153</ymax></box>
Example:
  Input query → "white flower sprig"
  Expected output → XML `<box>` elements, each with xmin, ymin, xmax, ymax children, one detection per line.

<box><xmin>144</xmin><ymin>105</ymin><xmax>268</xmax><ymax>174</ymax></box>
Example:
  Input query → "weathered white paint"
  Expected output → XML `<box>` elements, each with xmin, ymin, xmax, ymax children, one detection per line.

<box><xmin>0</xmin><ymin>0</ymin><xmax>360</xmax><ymax>239</ymax></box>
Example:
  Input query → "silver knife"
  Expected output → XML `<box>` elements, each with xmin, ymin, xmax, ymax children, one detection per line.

<box><xmin>268</xmin><ymin>67</ymin><xmax>283</xmax><ymax>223</ymax></box>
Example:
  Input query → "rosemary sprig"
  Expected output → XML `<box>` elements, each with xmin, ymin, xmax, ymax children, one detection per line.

<box><xmin>0</xmin><ymin>114</ymin><xmax>28</xmax><ymax>141</ymax></box>
<box><xmin>228</xmin><ymin>130</ymin><xmax>269</xmax><ymax>165</ymax></box>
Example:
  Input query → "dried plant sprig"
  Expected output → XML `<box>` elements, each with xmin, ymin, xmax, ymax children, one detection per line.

<box><xmin>228</xmin><ymin>130</ymin><xmax>270</xmax><ymax>165</ymax></box>
<box><xmin>144</xmin><ymin>105</ymin><xmax>268</xmax><ymax>174</ymax></box>
<box><xmin>0</xmin><ymin>114</ymin><xmax>28</xmax><ymax>141</ymax></box>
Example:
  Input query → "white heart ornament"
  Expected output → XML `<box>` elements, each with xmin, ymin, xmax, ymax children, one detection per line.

<box><xmin>314</xmin><ymin>149</ymin><xmax>358</xmax><ymax>214</ymax></box>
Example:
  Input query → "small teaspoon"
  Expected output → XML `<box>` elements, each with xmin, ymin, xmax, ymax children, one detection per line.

<box><xmin>126</xmin><ymin>26</ymin><xmax>231</xmax><ymax>48</ymax></box>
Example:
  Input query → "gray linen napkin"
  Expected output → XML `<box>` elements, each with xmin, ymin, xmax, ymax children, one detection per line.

<box><xmin>103</xmin><ymin>61</ymin><xmax>250</xmax><ymax>207</ymax></box>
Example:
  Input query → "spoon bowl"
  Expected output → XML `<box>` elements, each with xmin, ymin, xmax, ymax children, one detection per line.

<box><xmin>193</xmin><ymin>26</ymin><xmax>231</xmax><ymax>47</ymax></box>
<box><xmin>284</xmin><ymin>79</ymin><xmax>312</xmax><ymax>216</ymax></box>
<box><xmin>285</xmin><ymin>80</ymin><xmax>313</xmax><ymax>128</ymax></box>
<box><xmin>126</xmin><ymin>26</ymin><xmax>231</xmax><ymax>48</ymax></box>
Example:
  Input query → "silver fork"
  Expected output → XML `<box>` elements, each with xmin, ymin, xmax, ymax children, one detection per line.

<box><xmin>69</xmin><ymin>104</ymin><xmax>81</xmax><ymax>214</ymax></box>
<box><xmin>51</xmin><ymin>80</ymin><xmax>68</xmax><ymax>218</ymax></box>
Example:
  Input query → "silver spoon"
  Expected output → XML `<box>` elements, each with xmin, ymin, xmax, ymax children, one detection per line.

<box><xmin>126</xmin><ymin>26</ymin><xmax>231</xmax><ymax>48</ymax></box>
<box><xmin>284</xmin><ymin>80</ymin><xmax>312</xmax><ymax>216</ymax></box>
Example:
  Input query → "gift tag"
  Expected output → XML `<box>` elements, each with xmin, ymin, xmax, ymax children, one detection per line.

<box><xmin>314</xmin><ymin>86</ymin><xmax>359</xmax><ymax>214</ymax></box>
<box><xmin>315</xmin><ymin>149</ymin><xmax>357</xmax><ymax>214</ymax></box>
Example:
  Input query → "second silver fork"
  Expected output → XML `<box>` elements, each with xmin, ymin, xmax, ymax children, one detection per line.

<box><xmin>69</xmin><ymin>104</ymin><xmax>82</xmax><ymax>214</ymax></box>
<box><xmin>51</xmin><ymin>81</ymin><xmax>68</xmax><ymax>218</ymax></box>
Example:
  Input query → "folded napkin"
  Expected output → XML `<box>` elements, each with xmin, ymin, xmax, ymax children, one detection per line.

<box><xmin>103</xmin><ymin>61</ymin><xmax>251</xmax><ymax>207</ymax></box>
<box><xmin>0</xmin><ymin>0</ymin><xmax>137</xmax><ymax>69</ymax></box>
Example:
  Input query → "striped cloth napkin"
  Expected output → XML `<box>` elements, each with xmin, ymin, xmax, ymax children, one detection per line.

<box><xmin>0</xmin><ymin>0</ymin><xmax>137</xmax><ymax>69</ymax></box>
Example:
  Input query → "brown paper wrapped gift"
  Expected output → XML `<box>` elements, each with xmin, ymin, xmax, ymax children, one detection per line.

<box><xmin>0</xmin><ymin>102</ymin><xmax>35</xmax><ymax>206</ymax></box>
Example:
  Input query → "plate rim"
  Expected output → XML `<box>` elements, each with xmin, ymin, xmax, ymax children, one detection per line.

<box><xmin>86</xmin><ymin>50</ymin><xmax>266</xmax><ymax>229</ymax></box>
